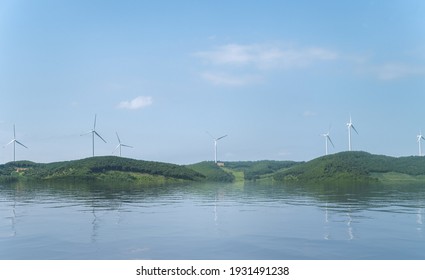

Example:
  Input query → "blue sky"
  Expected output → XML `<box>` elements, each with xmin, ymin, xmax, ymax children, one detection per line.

<box><xmin>1</xmin><ymin>0</ymin><xmax>425</xmax><ymax>164</ymax></box>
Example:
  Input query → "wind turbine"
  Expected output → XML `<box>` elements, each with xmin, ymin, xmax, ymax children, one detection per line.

<box><xmin>346</xmin><ymin>115</ymin><xmax>358</xmax><ymax>151</ymax></box>
<box><xmin>5</xmin><ymin>124</ymin><xmax>28</xmax><ymax>162</ymax></box>
<box><xmin>113</xmin><ymin>132</ymin><xmax>133</xmax><ymax>157</ymax></box>
<box><xmin>417</xmin><ymin>131</ymin><xmax>425</xmax><ymax>156</ymax></box>
<box><xmin>81</xmin><ymin>114</ymin><xmax>107</xmax><ymax>157</ymax></box>
<box><xmin>207</xmin><ymin>132</ymin><xmax>227</xmax><ymax>164</ymax></box>
<box><xmin>321</xmin><ymin>130</ymin><xmax>334</xmax><ymax>156</ymax></box>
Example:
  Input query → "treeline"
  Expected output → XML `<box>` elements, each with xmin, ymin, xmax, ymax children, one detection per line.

<box><xmin>5</xmin><ymin>152</ymin><xmax>423</xmax><ymax>186</ymax></box>
<box><xmin>0</xmin><ymin>158</ymin><xmax>302</xmax><ymax>184</ymax></box>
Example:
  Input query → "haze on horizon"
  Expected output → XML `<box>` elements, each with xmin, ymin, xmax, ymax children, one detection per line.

<box><xmin>1</xmin><ymin>1</ymin><xmax>425</xmax><ymax>164</ymax></box>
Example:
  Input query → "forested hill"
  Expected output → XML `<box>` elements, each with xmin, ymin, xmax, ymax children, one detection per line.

<box><xmin>274</xmin><ymin>151</ymin><xmax>425</xmax><ymax>184</ymax></box>
<box><xmin>3</xmin><ymin>152</ymin><xmax>425</xmax><ymax>186</ymax></box>
<box><xmin>0</xmin><ymin>156</ymin><xmax>205</xmax><ymax>184</ymax></box>
<box><xmin>0</xmin><ymin>158</ymin><xmax>299</xmax><ymax>185</ymax></box>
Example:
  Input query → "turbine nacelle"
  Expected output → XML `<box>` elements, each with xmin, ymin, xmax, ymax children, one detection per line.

<box><xmin>322</xmin><ymin>130</ymin><xmax>334</xmax><ymax>155</ymax></box>
<box><xmin>81</xmin><ymin>114</ymin><xmax>107</xmax><ymax>157</ymax></box>
<box><xmin>347</xmin><ymin>116</ymin><xmax>358</xmax><ymax>151</ymax></box>
<box><xmin>347</xmin><ymin>124</ymin><xmax>358</xmax><ymax>134</ymax></box>
<box><xmin>4</xmin><ymin>125</ymin><xmax>28</xmax><ymax>162</ymax></box>
<box><xmin>417</xmin><ymin>131</ymin><xmax>425</xmax><ymax>156</ymax></box>
<box><xmin>207</xmin><ymin>132</ymin><xmax>227</xmax><ymax>163</ymax></box>
<box><xmin>113</xmin><ymin>132</ymin><xmax>133</xmax><ymax>157</ymax></box>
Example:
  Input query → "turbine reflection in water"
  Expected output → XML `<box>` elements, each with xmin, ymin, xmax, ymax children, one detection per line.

<box><xmin>2</xmin><ymin>182</ymin><xmax>425</xmax><ymax>259</ymax></box>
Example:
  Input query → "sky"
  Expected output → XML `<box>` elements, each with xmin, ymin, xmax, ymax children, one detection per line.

<box><xmin>0</xmin><ymin>0</ymin><xmax>425</xmax><ymax>164</ymax></box>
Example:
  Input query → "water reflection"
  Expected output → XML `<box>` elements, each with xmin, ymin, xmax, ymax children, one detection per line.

<box><xmin>1</xmin><ymin>181</ymin><xmax>425</xmax><ymax>259</ymax></box>
<box><xmin>213</xmin><ymin>194</ymin><xmax>218</xmax><ymax>225</ymax></box>
<box><xmin>6</xmin><ymin>198</ymin><xmax>17</xmax><ymax>237</ymax></box>
<box><xmin>91</xmin><ymin>199</ymin><xmax>98</xmax><ymax>243</ymax></box>
<box><xmin>417</xmin><ymin>209</ymin><xmax>421</xmax><ymax>230</ymax></box>
<box><xmin>323</xmin><ymin>201</ymin><xmax>330</xmax><ymax>240</ymax></box>
<box><xmin>346</xmin><ymin>208</ymin><xmax>354</xmax><ymax>240</ymax></box>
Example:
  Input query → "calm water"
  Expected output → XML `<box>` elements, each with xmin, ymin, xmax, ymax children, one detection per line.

<box><xmin>1</xmin><ymin>181</ymin><xmax>425</xmax><ymax>259</ymax></box>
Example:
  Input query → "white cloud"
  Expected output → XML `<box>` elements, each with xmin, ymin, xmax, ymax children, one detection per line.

<box><xmin>303</xmin><ymin>110</ymin><xmax>317</xmax><ymax>117</ymax></box>
<box><xmin>371</xmin><ymin>63</ymin><xmax>425</xmax><ymax>80</ymax></box>
<box><xmin>118</xmin><ymin>96</ymin><xmax>153</xmax><ymax>110</ymax></box>
<box><xmin>194</xmin><ymin>43</ymin><xmax>339</xmax><ymax>86</ymax></box>
<box><xmin>201</xmin><ymin>72</ymin><xmax>262</xmax><ymax>86</ymax></box>
<box><xmin>196</xmin><ymin>43</ymin><xmax>425</xmax><ymax>85</ymax></box>
<box><xmin>196</xmin><ymin>44</ymin><xmax>253</xmax><ymax>65</ymax></box>
<box><xmin>195</xmin><ymin>43</ymin><xmax>339</xmax><ymax>69</ymax></box>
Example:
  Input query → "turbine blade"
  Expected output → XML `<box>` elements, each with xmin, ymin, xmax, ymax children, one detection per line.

<box><xmin>112</xmin><ymin>144</ymin><xmax>120</xmax><ymax>154</ymax></box>
<box><xmin>216</xmin><ymin>135</ymin><xmax>227</xmax><ymax>141</ymax></box>
<box><xmin>94</xmin><ymin>131</ymin><xmax>107</xmax><ymax>143</ymax></box>
<box><xmin>327</xmin><ymin>136</ymin><xmax>335</xmax><ymax>147</ymax></box>
<box><xmin>15</xmin><ymin>140</ymin><xmax>28</xmax><ymax>149</ymax></box>
<box><xmin>351</xmin><ymin>125</ymin><xmax>359</xmax><ymax>134</ymax></box>
<box><xmin>116</xmin><ymin>132</ymin><xmax>121</xmax><ymax>144</ymax></box>
<box><xmin>5</xmin><ymin>139</ymin><xmax>15</xmax><ymax>146</ymax></box>
<box><xmin>121</xmin><ymin>144</ymin><xmax>133</xmax><ymax>148</ymax></box>
<box><xmin>422</xmin><ymin>136</ymin><xmax>425</xmax><ymax>141</ymax></box>
<box><xmin>206</xmin><ymin>131</ymin><xmax>214</xmax><ymax>139</ymax></box>
<box><xmin>81</xmin><ymin>131</ymin><xmax>92</xmax><ymax>136</ymax></box>
<box><xmin>93</xmin><ymin>114</ymin><xmax>97</xmax><ymax>130</ymax></box>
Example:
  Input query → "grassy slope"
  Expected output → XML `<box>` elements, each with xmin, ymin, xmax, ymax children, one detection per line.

<box><xmin>274</xmin><ymin>151</ymin><xmax>425</xmax><ymax>185</ymax></box>
<box><xmin>224</xmin><ymin>160</ymin><xmax>299</xmax><ymax>181</ymax></box>
<box><xmin>186</xmin><ymin>160</ymin><xmax>299</xmax><ymax>183</ymax></box>
<box><xmin>186</xmin><ymin>162</ymin><xmax>235</xmax><ymax>182</ymax></box>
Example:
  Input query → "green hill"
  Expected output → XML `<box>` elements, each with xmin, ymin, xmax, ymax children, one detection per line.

<box><xmin>274</xmin><ymin>151</ymin><xmax>425</xmax><ymax>185</ymax></box>
<box><xmin>0</xmin><ymin>156</ymin><xmax>205</xmax><ymax>185</ymax></box>
<box><xmin>3</xmin><ymin>152</ymin><xmax>425</xmax><ymax>186</ymax></box>
<box><xmin>0</xmin><ymin>158</ymin><xmax>297</xmax><ymax>185</ymax></box>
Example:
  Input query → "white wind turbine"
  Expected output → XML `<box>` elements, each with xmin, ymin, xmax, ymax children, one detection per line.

<box><xmin>417</xmin><ymin>131</ymin><xmax>425</xmax><ymax>156</ymax></box>
<box><xmin>321</xmin><ymin>129</ymin><xmax>335</xmax><ymax>156</ymax></box>
<box><xmin>207</xmin><ymin>132</ymin><xmax>227</xmax><ymax>164</ymax></box>
<box><xmin>81</xmin><ymin>114</ymin><xmax>107</xmax><ymax>157</ymax></box>
<box><xmin>113</xmin><ymin>132</ymin><xmax>133</xmax><ymax>157</ymax></box>
<box><xmin>346</xmin><ymin>115</ymin><xmax>358</xmax><ymax>151</ymax></box>
<box><xmin>5</xmin><ymin>124</ymin><xmax>28</xmax><ymax>162</ymax></box>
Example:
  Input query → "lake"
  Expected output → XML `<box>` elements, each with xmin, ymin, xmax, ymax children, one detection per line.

<box><xmin>1</xmin><ymin>181</ymin><xmax>425</xmax><ymax>259</ymax></box>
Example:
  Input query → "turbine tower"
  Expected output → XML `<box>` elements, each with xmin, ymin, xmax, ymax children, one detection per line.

<box><xmin>321</xmin><ymin>130</ymin><xmax>334</xmax><ymax>156</ymax></box>
<box><xmin>207</xmin><ymin>132</ymin><xmax>227</xmax><ymax>164</ymax></box>
<box><xmin>346</xmin><ymin>115</ymin><xmax>358</xmax><ymax>151</ymax></box>
<box><xmin>417</xmin><ymin>131</ymin><xmax>425</xmax><ymax>156</ymax></box>
<box><xmin>81</xmin><ymin>114</ymin><xmax>107</xmax><ymax>157</ymax></box>
<box><xmin>113</xmin><ymin>132</ymin><xmax>133</xmax><ymax>157</ymax></box>
<box><xmin>5</xmin><ymin>124</ymin><xmax>28</xmax><ymax>162</ymax></box>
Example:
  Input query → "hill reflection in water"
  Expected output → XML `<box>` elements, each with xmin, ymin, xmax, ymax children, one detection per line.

<box><xmin>1</xmin><ymin>181</ymin><xmax>424</xmax><ymax>259</ymax></box>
